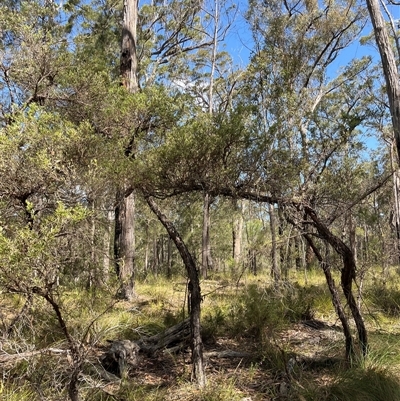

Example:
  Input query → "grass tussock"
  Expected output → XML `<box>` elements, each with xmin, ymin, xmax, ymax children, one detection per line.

<box><xmin>367</xmin><ymin>283</ymin><xmax>400</xmax><ymax>317</ymax></box>
<box><xmin>4</xmin><ymin>268</ymin><xmax>400</xmax><ymax>400</ymax></box>
<box><xmin>0</xmin><ymin>384</ymin><xmax>37</xmax><ymax>401</ymax></box>
<box><xmin>327</xmin><ymin>366</ymin><xmax>400</xmax><ymax>401</ymax></box>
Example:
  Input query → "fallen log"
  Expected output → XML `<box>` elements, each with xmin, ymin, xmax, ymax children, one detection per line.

<box><xmin>137</xmin><ymin>318</ymin><xmax>190</xmax><ymax>355</ymax></box>
<box><xmin>101</xmin><ymin>319</ymin><xmax>190</xmax><ymax>377</ymax></box>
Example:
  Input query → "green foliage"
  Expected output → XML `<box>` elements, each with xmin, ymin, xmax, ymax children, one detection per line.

<box><xmin>0</xmin><ymin>383</ymin><xmax>37</xmax><ymax>401</ymax></box>
<box><xmin>197</xmin><ymin>378</ymin><xmax>243</xmax><ymax>401</ymax></box>
<box><xmin>204</xmin><ymin>283</ymin><xmax>293</xmax><ymax>341</ymax></box>
<box><xmin>285</xmin><ymin>283</ymin><xmax>333</xmax><ymax>320</ymax></box>
<box><xmin>202</xmin><ymin>279</ymin><xmax>335</xmax><ymax>348</ymax></box>
<box><xmin>367</xmin><ymin>283</ymin><xmax>400</xmax><ymax>317</ymax></box>
<box><xmin>0</xmin><ymin>0</ymin><xmax>399</xmax><ymax>399</ymax></box>
<box><xmin>327</xmin><ymin>366</ymin><xmax>400</xmax><ymax>401</ymax></box>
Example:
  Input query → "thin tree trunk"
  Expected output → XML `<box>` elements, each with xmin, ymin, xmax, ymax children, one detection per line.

<box><xmin>303</xmin><ymin>234</ymin><xmax>354</xmax><ymax>358</ymax></box>
<box><xmin>32</xmin><ymin>287</ymin><xmax>82</xmax><ymax>401</ymax></box>
<box><xmin>200</xmin><ymin>0</ymin><xmax>219</xmax><ymax>279</ymax></box>
<box><xmin>232</xmin><ymin>200</ymin><xmax>243</xmax><ymax>264</ymax></box>
<box><xmin>102</xmin><ymin>209</ymin><xmax>113</xmax><ymax>284</ymax></box>
<box><xmin>278</xmin><ymin>205</ymin><xmax>285</xmax><ymax>276</ymax></box>
<box><xmin>201</xmin><ymin>192</ymin><xmax>213</xmax><ymax>278</ymax></box>
<box><xmin>305</xmin><ymin>242</ymin><xmax>315</xmax><ymax>269</ymax></box>
<box><xmin>144</xmin><ymin>195</ymin><xmax>206</xmax><ymax>387</ymax></box>
<box><xmin>167</xmin><ymin>235</ymin><xmax>172</xmax><ymax>278</ymax></box>
<box><xmin>269</xmin><ymin>203</ymin><xmax>280</xmax><ymax>281</ymax></box>
<box><xmin>294</xmin><ymin>233</ymin><xmax>303</xmax><ymax>270</ymax></box>
<box><xmin>88</xmin><ymin>199</ymin><xmax>97</xmax><ymax>289</ymax></box>
<box><xmin>153</xmin><ymin>236</ymin><xmax>159</xmax><ymax>274</ymax></box>
<box><xmin>390</xmin><ymin>143</ymin><xmax>400</xmax><ymax>265</ymax></box>
<box><xmin>304</xmin><ymin>205</ymin><xmax>368</xmax><ymax>357</ymax></box>
<box><xmin>348</xmin><ymin>212</ymin><xmax>357</xmax><ymax>267</ymax></box>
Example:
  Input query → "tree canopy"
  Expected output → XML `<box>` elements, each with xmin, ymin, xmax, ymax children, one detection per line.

<box><xmin>1</xmin><ymin>0</ymin><xmax>400</xmax><ymax>399</ymax></box>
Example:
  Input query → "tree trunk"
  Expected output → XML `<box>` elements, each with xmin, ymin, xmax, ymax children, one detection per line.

<box><xmin>367</xmin><ymin>0</ymin><xmax>400</xmax><ymax>161</ymax></box>
<box><xmin>294</xmin><ymin>234</ymin><xmax>303</xmax><ymax>270</ymax></box>
<box><xmin>152</xmin><ymin>236</ymin><xmax>159</xmax><ymax>274</ymax></box>
<box><xmin>232</xmin><ymin>200</ymin><xmax>243</xmax><ymax>265</ymax></box>
<box><xmin>144</xmin><ymin>195</ymin><xmax>206</xmax><ymax>387</ymax></box>
<box><xmin>114</xmin><ymin>0</ymin><xmax>139</xmax><ymax>299</ymax></box>
<box><xmin>88</xmin><ymin>199</ymin><xmax>97</xmax><ymax>289</ymax></box>
<box><xmin>304</xmin><ymin>206</ymin><xmax>368</xmax><ymax>357</ymax></box>
<box><xmin>278</xmin><ymin>205</ymin><xmax>286</xmax><ymax>276</ymax></box>
<box><xmin>114</xmin><ymin>190</ymin><xmax>135</xmax><ymax>301</ymax></box>
<box><xmin>348</xmin><ymin>212</ymin><xmax>357</xmax><ymax>267</ymax></box>
<box><xmin>390</xmin><ymin>143</ymin><xmax>400</xmax><ymax>265</ymax></box>
<box><xmin>303</xmin><ymin>234</ymin><xmax>354</xmax><ymax>358</ymax></box>
<box><xmin>102</xmin><ymin>209</ymin><xmax>113</xmax><ymax>284</ymax></box>
<box><xmin>269</xmin><ymin>203</ymin><xmax>281</xmax><ymax>281</ymax></box>
<box><xmin>393</xmin><ymin>170</ymin><xmax>400</xmax><ymax>264</ymax></box>
<box><xmin>201</xmin><ymin>192</ymin><xmax>213</xmax><ymax>278</ymax></box>
<box><xmin>120</xmin><ymin>0</ymin><xmax>139</xmax><ymax>93</ymax></box>
<box><xmin>167</xmin><ymin>235</ymin><xmax>172</xmax><ymax>278</ymax></box>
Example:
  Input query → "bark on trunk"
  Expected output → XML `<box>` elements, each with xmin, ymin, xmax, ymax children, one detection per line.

<box><xmin>367</xmin><ymin>0</ymin><xmax>400</xmax><ymax>161</ymax></box>
<box><xmin>304</xmin><ymin>206</ymin><xmax>368</xmax><ymax>357</ymax></box>
<box><xmin>114</xmin><ymin>191</ymin><xmax>135</xmax><ymax>301</ymax></box>
<box><xmin>232</xmin><ymin>200</ymin><xmax>243</xmax><ymax>265</ymax></box>
<box><xmin>102</xmin><ymin>209</ymin><xmax>113</xmax><ymax>284</ymax></box>
<box><xmin>144</xmin><ymin>195</ymin><xmax>206</xmax><ymax>387</ymax></box>
<box><xmin>391</xmin><ymin>144</ymin><xmax>400</xmax><ymax>265</ymax></box>
<box><xmin>201</xmin><ymin>192</ymin><xmax>213</xmax><ymax>278</ymax></box>
<box><xmin>167</xmin><ymin>236</ymin><xmax>172</xmax><ymax>278</ymax></box>
<box><xmin>303</xmin><ymin>234</ymin><xmax>354</xmax><ymax>358</ymax></box>
<box><xmin>121</xmin><ymin>0</ymin><xmax>139</xmax><ymax>93</ymax></box>
<box><xmin>269</xmin><ymin>203</ymin><xmax>281</xmax><ymax>281</ymax></box>
<box><xmin>114</xmin><ymin>0</ymin><xmax>139</xmax><ymax>300</ymax></box>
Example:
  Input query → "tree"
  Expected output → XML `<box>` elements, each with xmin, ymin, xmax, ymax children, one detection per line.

<box><xmin>144</xmin><ymin>195</ymin><xmax>206</xmax><ymax>386</ymax></box>
<box><xmin>366</xmin><ymin>0</ymin><xmax>400</xmax><ymax>162</ymax></box>
<box><xmin>113</xmin><ymin>0</ymin><xmax>139</xmax><ymax>301</ymax></box>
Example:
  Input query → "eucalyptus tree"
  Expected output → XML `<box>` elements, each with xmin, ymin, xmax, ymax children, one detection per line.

<box><xmin>365</xmin><ymin>0</ymin><xmax>400</xmax><ymax>270</ymax></box>
<box><xmin>0</xmin><ymin>0</ymin><xmax>67</xmax><ymax>123</ymax></box>
<box><xmin>233</xmin><ymin>0</ymin><xmax>379</xmax><ymax>357</ymax></box>
<box><xmin>367</xmin><ymin>0</ymin><xmax>400</xmax><ymax>162</ymax></box>
<box><xmin>48</xmin><ymin>0</ymin><xmax>219</xmax><ymax>300</ymax></box>
<box><xmin>113</xmin><ymin>0</ymin><xmax>139</xmax><ymax>301</ymax></box>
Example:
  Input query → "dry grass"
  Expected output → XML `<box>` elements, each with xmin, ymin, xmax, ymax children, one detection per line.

<box><xmin>2</xmin><ymin>268</ymin><xmax>400</xmax><ymax>400</ymax></box>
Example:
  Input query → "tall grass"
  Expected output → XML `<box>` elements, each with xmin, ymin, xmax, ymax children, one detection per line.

<box><xmin>327</xmin><ymin>366</ymin><xmax>400</xmax><ymax>401</ymax></box>
<box><xmin>3</xmin><ymin>267</ymin><xmax>400</xmax><ymax>401</ymax></box>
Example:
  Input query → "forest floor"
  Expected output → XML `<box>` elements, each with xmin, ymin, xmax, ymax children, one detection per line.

<box><xmin>116</xmin><ymin>321</ymin><xmax>347</xmax><ymax>401</ymax></box>
<box><xmin>83</xmin><ymin>272</ymin><xmax>400</xmax><ymax>401</ymax></box>
<box><xmin>2</xmin><ymin>269</ymin><xmax>400</xmax><ymax>400</ymax></box>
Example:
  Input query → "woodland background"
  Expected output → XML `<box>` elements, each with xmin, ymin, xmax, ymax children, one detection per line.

<box><xmin>2</xmin><ymin>0</ymin><xmax>400</xmax><ymax>400</ymax></box>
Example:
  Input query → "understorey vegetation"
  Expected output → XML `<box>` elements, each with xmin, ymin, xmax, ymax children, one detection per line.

<box><xmin>3</xmin><ymin>270</ymin><xmax>400</xmax><ymax>400</ymax></box>
<box><xmin>2</xmin><ymin>0</ymin><xmax>400</xmax><ymax>400</ymax></box>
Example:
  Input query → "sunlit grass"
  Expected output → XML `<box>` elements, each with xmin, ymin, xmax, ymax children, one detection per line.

<box><xmin>0</xmin><ymin>383</ymin><xmax>37</xmax><ymax>401</ymax></box>
<box><xmin>3</xmin><ymin>265</ymin><xmax>400</xmax><ymax>400</ymax></box>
